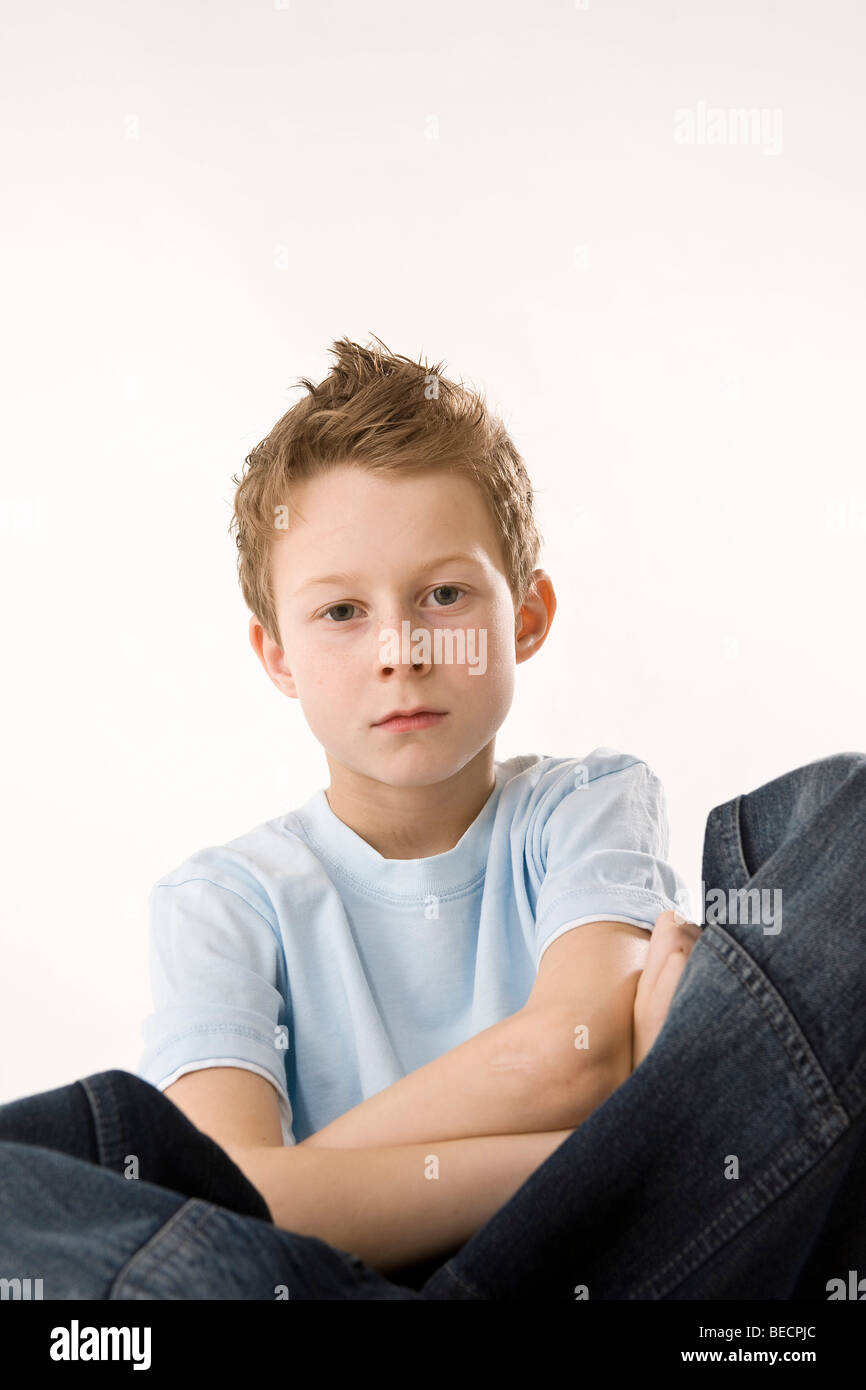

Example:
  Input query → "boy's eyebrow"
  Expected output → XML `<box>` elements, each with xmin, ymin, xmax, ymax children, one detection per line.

<box><xmin>291</xmin><ymin>553</ymin><xmax>482</xmax><ymax>596</ymax></box>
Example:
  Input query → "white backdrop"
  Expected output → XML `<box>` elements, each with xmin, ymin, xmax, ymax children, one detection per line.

<box><xmin>1</xmin><ymin>0</ymin><xmax>863</xmax><ymax>1104</ymax></box>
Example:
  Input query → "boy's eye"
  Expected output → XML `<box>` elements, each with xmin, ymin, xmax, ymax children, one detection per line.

<box><xmin>427</xmin><ymin>585</ymin><xmax>464</xmax><ymax>607</ymax></box>
<box><xmin>323</xmin><ymin>603</ymin><xmax>358</xmax><ymax>622</ymax></box>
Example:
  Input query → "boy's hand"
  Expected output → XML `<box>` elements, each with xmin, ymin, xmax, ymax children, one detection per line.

<box><xmin>632</xmin><ymin>909</ymin><xmax>701</xmax><ymax>1071</ymax></box>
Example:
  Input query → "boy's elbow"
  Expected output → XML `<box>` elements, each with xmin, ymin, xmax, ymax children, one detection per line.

<box><xmin>522</xmin><ymin>1003</ymin><xmax>631</xmax><ymax>1131</ymax></box>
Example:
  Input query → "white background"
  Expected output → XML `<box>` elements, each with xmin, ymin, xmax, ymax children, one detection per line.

<box><xmin>1</xmin><ymin>0</ymin><xmax>863</xmax><ymax>1103</ymax></box>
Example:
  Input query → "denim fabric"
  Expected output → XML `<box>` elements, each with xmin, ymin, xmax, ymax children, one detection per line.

<box><xmin>0</xmin><ymin>1073</ymin><xmax>415</xmax><ymax>1300</ymax></box>
<box><xmin>1</xmin><ymin>750</ymin><xmax>865</xmax><ymax>1299</ymax></box>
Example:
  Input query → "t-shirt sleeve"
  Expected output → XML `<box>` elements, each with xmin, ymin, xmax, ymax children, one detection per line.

<box><xmin>153</xmin><ymin>1059</ymin><xmax>295</xmax><ymax>1147</ymax></box>
<box><xmin>135</xmin><ymin>870</ymin><xmax>295</xmax><ymax>1142</ymax></box>
<box><xmin>529</xmin><ymin>757</ymin><xmax>693</xmax><ymax>969</ymax></box>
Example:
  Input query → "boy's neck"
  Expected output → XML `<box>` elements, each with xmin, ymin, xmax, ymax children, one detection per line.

<box><xmin>324</xmin><ymin>746</ymin><xmax>497</xmax><ymax>860</ymax></box>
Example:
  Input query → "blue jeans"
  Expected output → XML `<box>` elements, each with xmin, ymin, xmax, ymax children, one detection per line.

<box><xmin>2</xmin><ymin>750</ymin><xmax>866</xmax><ymax>1299</ymax></box>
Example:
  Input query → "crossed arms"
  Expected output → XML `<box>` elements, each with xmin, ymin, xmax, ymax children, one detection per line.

<box><xmin>164</xmin><ymin>914</ymin><xmax>696</xmax><ymax>1274</ymax></box>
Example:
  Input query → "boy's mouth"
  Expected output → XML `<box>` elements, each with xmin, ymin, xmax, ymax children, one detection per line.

<box><xmin>373</xmin><ymin>708</ymin><xmax>449</xmax><ymax>731</ymax></box>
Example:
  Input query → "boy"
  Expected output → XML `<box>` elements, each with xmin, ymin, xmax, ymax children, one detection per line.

<box><xmin>136</xmin><ymin>336</ymin><xmax>697</xmax><ymax>1276</ymax></box>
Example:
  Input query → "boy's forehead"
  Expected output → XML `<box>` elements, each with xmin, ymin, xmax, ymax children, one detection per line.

<box><xmin>281</xmin><ymin>467</ymin><xmax>498</xmax><ymax>547</ymax></box>
<box><xmin>291</xmin><ymin>463</ymin><xmax>482</xmax><ymax>510</ymax></box>
<box><xmin>271</xmin><ymin>466</ymin><xmax>507</xmax><ymax>590</ymax></box>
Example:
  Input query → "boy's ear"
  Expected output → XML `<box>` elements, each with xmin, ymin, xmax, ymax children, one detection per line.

<box><xmin>248</xmin><ymin>615</ymin><xmax>299</xmax><ymax>699</ymax></box>
<box><xmin>514</xmin><ymin>569</ymin><xmax>556</xmax><ymax>665</ymax></box>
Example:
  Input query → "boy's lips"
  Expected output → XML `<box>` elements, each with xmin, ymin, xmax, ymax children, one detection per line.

<box><xmin>373</xmin><ymin>708</ymin><xmax>449</xmax><ymax>730</ymax></box>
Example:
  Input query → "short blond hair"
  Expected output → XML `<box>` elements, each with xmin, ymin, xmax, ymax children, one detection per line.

<box><xmin>230</xmin><ymin>335</ymin><xmax>543</xmax><ymax>649</ymax></box>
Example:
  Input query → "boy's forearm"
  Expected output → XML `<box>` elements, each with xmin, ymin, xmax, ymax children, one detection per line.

<box><xmin>298</xmin><ymin>1006</ymin><xmax>608</xmax><ymax>1150</ymax></box>
<box><xmin>226</xmin><ymin>1126</ymin><xmax>576</xmax><ymax>1276</ymax></box>
<box><xmin>301</xmin><ymin>1005</ymin><xmax>632</xmax><ymax>1151</ymax></box>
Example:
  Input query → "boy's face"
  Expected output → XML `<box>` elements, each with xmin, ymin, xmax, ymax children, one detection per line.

<box><xmin>251</xmin><ymin>462</ymin><xmax>554</xmax><ymax>791</ymax></box>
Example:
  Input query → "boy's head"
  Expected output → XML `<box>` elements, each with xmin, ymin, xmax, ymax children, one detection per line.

<box><xmin>230</xmin><ymin>336</ymin><xmax>556</xmax><ymax>793</ymax></box>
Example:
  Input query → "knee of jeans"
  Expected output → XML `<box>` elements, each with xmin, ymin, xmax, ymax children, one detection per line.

<box><xmin>814</xmin><ymin>752</ymin><xmax>866</xmax><ymax>808</ymax></box>
<box><xmin>821</xmin><ymin>750</ymin><xmax>866</xmax><ymax>776</ymax></box>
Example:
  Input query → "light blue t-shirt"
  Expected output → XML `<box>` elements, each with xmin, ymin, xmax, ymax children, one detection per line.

<box><xmin>136</xmin><ymin>747</ymin><xmax>692</xmax><ymax>1144</ymax></box>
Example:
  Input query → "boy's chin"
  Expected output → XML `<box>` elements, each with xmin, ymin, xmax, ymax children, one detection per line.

<box><xmin>333</xmin><ymin>753</ymin><xmax>463</xmax><ymax>791</ymax></box>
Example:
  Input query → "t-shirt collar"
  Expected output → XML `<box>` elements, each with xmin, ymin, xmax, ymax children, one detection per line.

<box><xmin>288</xmin><ymin>762</ymin><xmax>506</xmax><ymax>899</ymax></box>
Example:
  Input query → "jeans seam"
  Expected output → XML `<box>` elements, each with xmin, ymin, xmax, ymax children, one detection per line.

<box><xmin>731</xmin><ymin>792</ymin><xmax>751</xmax><ymax>882</ymax></box>
<box><xmin>628</xmin><ymin>925</ymin><xmax>851</xmax><ymax>1298</ymax></box>
<box><xmin>701</xmin><ymin>924</ymin><xmax>848</xmax><ymax>1136</ymax></box>
<box><xmin>80</xmin><ymin>1074</ymin><xmax>122</xmax><ymax>1170</ymax></box>
<box><xmin>632</xmin><ymin>1124</ymin><xmax>847</xmax><ymax>1299</ymax></box>
<box><xmin>108</xmin><ymin>1199</ymin><xmax>217</xmax><ymax>1299</ymax></box>
<box><xmin>708</xmin><ymin>794</ymin><xmax>751</xmax><ymax>891</ymax></box>
<box><xmin>661</xmin><ymin>1108</ymin><xmax>866</xmax><ymax>1299</ymax></box>
<box><xmin>430</xmin><ymin>1259</ymin><xmax>485</xmax><ymax>1299</ymax></box>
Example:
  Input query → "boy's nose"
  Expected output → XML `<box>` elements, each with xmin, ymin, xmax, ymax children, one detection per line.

<box><xmin>376</xmin><ymin>619</ymin><xmax>434</xmax><ymax>673</ymax></box>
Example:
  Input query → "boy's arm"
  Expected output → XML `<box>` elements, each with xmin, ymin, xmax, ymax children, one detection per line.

<box><xmin>302</xmin><ymin>920</ymin><xmax>644</xmax><ymax>1150</ymax></box>
<box><xmin>299</xmin><ymin>1001</ymin><xmax>618</xmax><ymax>1150</ymax></box>
<box><xmin>224</xmin><ymin>1126</ymin><xmax>577</xmax><ymax>1275</ymax></box>
<box><xmin>163</xmin><ymin>1068</ymin><xmax>595</xmax><ymax>1272</ymax></box>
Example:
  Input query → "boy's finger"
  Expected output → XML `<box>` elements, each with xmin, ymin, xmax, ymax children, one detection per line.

<box><xmin>660</xmin><ymin>908</ymin><xmax>702</xmax><ymax>943</ymax></box>
<box><xmin>640</xmin><ymin>909</ymin><xmax>700</xmax><ymax>993</ymax></box>
<box><xmin>647</xmin><ymin>950</ymin><xmax>690</xmax><ymax>1031</ymax></box>
<box><xmin>634</xmin><ymin>950</ymin><xmax>690</xmax><ymax>1067</ymax></box>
